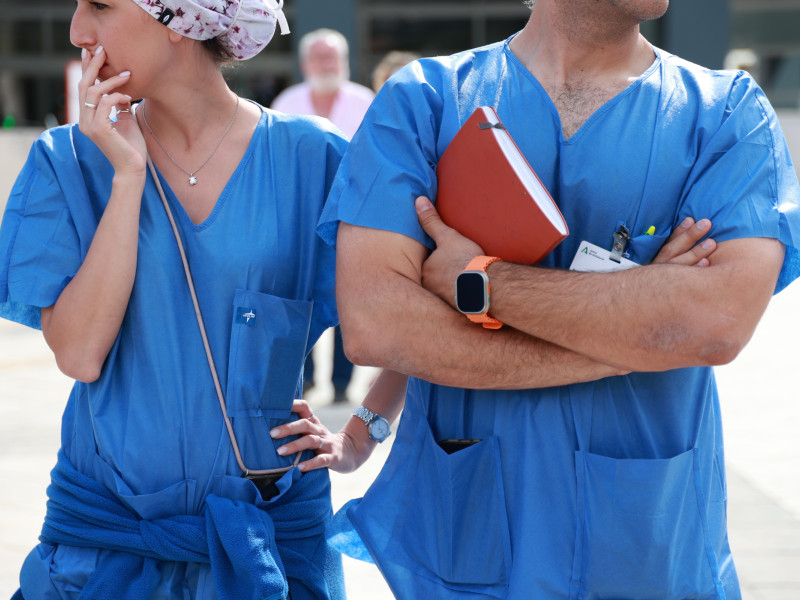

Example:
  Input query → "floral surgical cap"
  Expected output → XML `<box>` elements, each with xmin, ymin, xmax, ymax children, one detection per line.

<box><xmin>132</xmin><ymin>0</ymin><xmax>289</xmax><ymax>60</ymax></box>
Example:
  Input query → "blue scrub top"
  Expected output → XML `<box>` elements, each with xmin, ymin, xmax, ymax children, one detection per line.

<box><xmin>0</xmin><ymin>107</ymin><xmax>348</xmax><ymax>598</ymax></box>
<box><xmin>319</xmin><ymin>39</ymin><xmax>800</xmax><ymax>600</ymax></box>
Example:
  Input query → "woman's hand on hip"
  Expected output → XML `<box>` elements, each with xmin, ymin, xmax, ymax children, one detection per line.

<box><xmin>270</xmin><ymin>399</ymin><xmax>377</xmax><ymax>474</ymax></box>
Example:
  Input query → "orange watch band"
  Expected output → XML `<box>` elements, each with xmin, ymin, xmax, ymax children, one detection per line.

<box><xmin>463</xmin><ymin>255</ymin><xmax>503</xmax><ymax>329</ymax></box>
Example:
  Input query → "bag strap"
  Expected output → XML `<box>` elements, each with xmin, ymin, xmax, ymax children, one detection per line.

<box><xmin>146</xmin><ymin>155</ymin><xmax>300</xmax><ymax>478</ymax></box>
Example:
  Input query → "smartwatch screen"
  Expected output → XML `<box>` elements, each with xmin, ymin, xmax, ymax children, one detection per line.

<box><xmin>456</xmin><ymin>272</ymin><xmax>488</xmax><ymax>314</ymax></box>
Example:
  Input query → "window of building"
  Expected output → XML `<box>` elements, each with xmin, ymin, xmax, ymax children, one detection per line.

<box><xmin>13</xmin><ymin>21</ymin><xmax>41</xmax><ymax>54</ymax></box>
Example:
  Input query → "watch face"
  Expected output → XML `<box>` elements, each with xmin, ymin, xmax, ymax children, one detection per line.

<box><xmin>456</xmin><ymin>271</ymin><xmax>489</xmax><ymax>314</ymax></box>
<box><xmin>369</xmin><ymin>417</ymin><xmax>391</xmax><ymax>441</ymax></box>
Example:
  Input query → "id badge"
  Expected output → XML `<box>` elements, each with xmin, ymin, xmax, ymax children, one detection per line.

<box><xmin>569</xmin><ymin>241</ymin><xmax>640</xmax><ymax>273</ymax></box>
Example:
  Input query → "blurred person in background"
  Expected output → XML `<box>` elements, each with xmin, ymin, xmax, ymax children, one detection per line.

<box><xmin>371</xmin><ymin>50</ymin><xmax>421</xmax><ymax>93</ymax></box>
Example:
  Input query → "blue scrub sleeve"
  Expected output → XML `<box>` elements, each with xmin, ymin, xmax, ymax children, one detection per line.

<box><xmin>679</xmin><ymin>73</ymin><xmax>800</xmax><ymax>293</ymax></box>
<box><xmin>318</xmin><ymin>60</ymin><xmax>446</xmax><ymax>250</ymax></box>
<box><xmin>0</xmin><ymin>131</ymin><xmax>86</xmax><ymax>329</ymax></box>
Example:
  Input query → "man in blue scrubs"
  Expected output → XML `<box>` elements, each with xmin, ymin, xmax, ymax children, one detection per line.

<box><xmin>318</xmin><ymin>0</ymin><xmax>800</xmax><ymax>599</ymax></box>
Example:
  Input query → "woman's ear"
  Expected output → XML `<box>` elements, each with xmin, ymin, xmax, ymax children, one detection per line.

<box><xmin>167</xmin><ymin>29</ymin><xmax>183</xmax><ymax>44</ymax></box>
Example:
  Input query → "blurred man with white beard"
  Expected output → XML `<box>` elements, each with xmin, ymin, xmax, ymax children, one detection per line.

<box><xmin>272</xmin><ymin>28</ymin><xmax>374</xmax><ymax>140</ymax></box>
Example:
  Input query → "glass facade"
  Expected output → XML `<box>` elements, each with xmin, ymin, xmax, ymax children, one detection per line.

<box><xmin>729</xmin><ymin>0</ymin><xmax>800</xmax><ymax>108</ymax></box>
<box><xmin>355</xmin><ymin>1</ymin><xmax>529</xmax><ymax>85</ymax></box>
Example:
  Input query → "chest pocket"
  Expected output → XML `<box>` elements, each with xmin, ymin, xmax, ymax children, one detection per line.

<box><xmin>226</xmin><ymin>288</ymin><xmax>313</xmax><ymax>419</ymax></box>
<box><xmin>626</xmin><ymin>232</ymin><xmax>669</xmax><ymax>265</ymax></box>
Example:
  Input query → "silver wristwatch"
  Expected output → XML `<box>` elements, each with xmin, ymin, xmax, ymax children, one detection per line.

<box><xmin>353</xmin><ymin>406</ymin><xmax>392</xmax><ymax>442</ymax></box>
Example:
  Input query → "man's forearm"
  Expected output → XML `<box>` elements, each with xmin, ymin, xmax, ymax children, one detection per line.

<box><xmin>337</xmin><ymin>224</ymin><xmax>622</xmax><ymax>389</ymax></box>
<box><xmin>414</xmin><ymin>197</ymin><xmax>779</xmax><ymax>373</ymax></box>
<box><xmin>487</xmin><ymin>237</ymin><xmax>783</xmax><ymax>371</ymax></box>
<box><xmin>342</xmin><ymin>293</ymin><xmax>623</xmax><ymax>390</ymax></box>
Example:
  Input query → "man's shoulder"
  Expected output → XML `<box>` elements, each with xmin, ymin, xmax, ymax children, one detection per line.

<box><xmin>382</xmin><ymin>38</ymin><xmax>508</xmax><ymax>99</ymax></box>
<box><xmin>657</xmin><ymin>47</ymin><xmax>758</xmax><ymax>99</ymax></box>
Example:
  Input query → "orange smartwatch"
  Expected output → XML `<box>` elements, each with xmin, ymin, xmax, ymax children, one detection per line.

<box><xmin>455</xmin><ymin>255</ymin><xmax>503</xmax><ymax>329</ymax></box>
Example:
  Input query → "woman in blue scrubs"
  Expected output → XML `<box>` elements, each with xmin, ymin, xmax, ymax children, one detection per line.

<box><xmin>0</xmin><ymin>1</ymin><xmax>351</xmax><ymax>598</ymax></box>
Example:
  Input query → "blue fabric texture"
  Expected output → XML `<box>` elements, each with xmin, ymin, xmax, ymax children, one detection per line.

<box><xmin>327</xmin><ymin>500</ymin><xmax>373</xmax><ymax>564</ymax></box>
<box><xmin>39</xmin><ymin>450</ymin><xmax>329</xmax><ymax>600</ymax></box>
<box><xmin>1</xmin><ymin>106</ymin><xmax>347</xmax><ymax>599</ymax></box>
<box><xmin>321</xmin><ymin>38</ymin><xmax>800</xmax><ymax>600</ymax></box>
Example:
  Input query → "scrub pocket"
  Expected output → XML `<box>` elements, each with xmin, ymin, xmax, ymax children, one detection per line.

<box><xmin>384</xmin><ymin>413</ymin><xmax>512</xmax><ymax>597</ymax></box>
<box><xmin>570</xmin><ymin>448</ymin><xmax>724</xmax><ymax>600</ymax></box>
<box><xmin>627</xmin><ymin>232</ymin><xmax>669</xmax><ymax>265</ymax></box>
<box><xmin>226</xmin><ymin>288</ymin><xmax>313</xmax><ymax>418</ymax></box>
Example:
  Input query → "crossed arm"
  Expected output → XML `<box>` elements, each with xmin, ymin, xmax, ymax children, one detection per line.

<box><xmin>335</xmin><ymin>198</ymin><xmax>782</xmax><ymax>388</ymax></box>
<box><xmin>413</xmin><ymin>196</ymin><xmax>784</xmax><ymax>373</ymax></box>
<box><xmin>336</xmin><ymin>223</ymin><xmax>621</xmax><ymax>389</ymax></box>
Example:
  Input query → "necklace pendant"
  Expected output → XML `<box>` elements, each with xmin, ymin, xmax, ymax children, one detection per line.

<box><xmin>188</xmin><ymin>175</ymin><xmax>198</xmax><ymax>186</ymax></box>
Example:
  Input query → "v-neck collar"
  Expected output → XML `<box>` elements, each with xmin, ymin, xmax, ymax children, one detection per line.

<box><xmin>503</xmin><ymin>36</ymin><xmax>662</xmax><ymax>144</ymax></box>
<box><xmin>143</xmin><ymin>104</ymin><xmax>267</xmax><ymax>231</ymax></box>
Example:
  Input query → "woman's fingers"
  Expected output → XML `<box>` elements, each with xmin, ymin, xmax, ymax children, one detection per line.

<box><xmin>275</xmin><ymin>433</ymin><xmax>325</xmax><ymax>464</ymax></box>
<box><xmin>79</xmin><ymin>46</ymin><xmax>132</xmax><ymax>128</ymax></box>
<box><xmin>86</xmin><ymin>71</ymin><xmax>132</xmax><ymax>104</ymax></box>
<box><xmin>83</xmin><ymin>79</ymin><xmax>133</xmax><ymax>126</ymax></box>
<box><xmin>652</xmin><ymin>217</ymin><xmax>707</xmax><ymax>262</ymax></box>
<box><xmin>297</xmin><ymin>452</ymin><xmax>336</xmax><ymax>473</ymax></box>
<box><xmin>78</xmin><ymin>45</ymin><xmax>105</xmax><ymax>102</ymax></box>
<box><xmin>271</xmin><ymin>409</ymin><xmax>328</xmax><ymax>456</ymax></box>
<box><xmin>270</xmin><ymin>399</ymin><xmax>356</xmax><ymax>472</ymax></box>
<box><xmin>270</xmin><ymin>417</ymin><xmax>309</xmax><ymax>442</ymax></box>
<box><xmin>290</xmin><ymin>398</ymin><xmax>314</xmax><ymax>420</ymax></box>
<box><xmin>81</xmin><ymin>92</ymin><xmax>134</xmax><ymax>137</ymax></box>
<box><xmin>74</xmin><ymin>47</ymin><xmax>145</xmax><ymax>174</ymax></box>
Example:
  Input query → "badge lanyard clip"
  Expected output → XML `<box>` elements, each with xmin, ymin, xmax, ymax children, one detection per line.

<box><xmin>609</xmin><ymin>224</ymin><xmax>631</xmax><ymax>263</ymax></box>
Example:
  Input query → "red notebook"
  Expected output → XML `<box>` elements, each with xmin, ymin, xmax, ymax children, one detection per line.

<box><xmin>435</xmin><ymin>106</ymin><xmax>568</xmax><ymax>264</ymax></box>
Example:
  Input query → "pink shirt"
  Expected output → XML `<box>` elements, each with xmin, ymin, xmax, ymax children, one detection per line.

<box><xmin>270</xmin><ymin>80</ymin><xmax>375</xmax><ymax>139</ymax></box>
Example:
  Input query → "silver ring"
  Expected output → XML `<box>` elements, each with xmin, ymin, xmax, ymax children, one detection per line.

<box><xmin>316</xmin><ymin>435</ymin><xmax>323</xmax><ymax>450</ymax></box>
<box><xmin>84</xmin><ymin>102</ymin><xmax>97</xmax><ymax>109</ymax></box>
<box><xmin>307</xmin><ymin>412</ymin><xmax>314</xmax><ymax>420</ymax></box>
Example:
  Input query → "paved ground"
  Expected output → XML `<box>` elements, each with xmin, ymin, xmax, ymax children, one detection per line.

<box><xmin>1</xmin><ymin>126</ymin><xmax>800</xmax><ymax>598</ymax></box>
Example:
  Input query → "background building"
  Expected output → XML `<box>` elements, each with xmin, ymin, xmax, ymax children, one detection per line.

<box><xmin>0</xmin><ymin>0</ymin><xmax>798</xmax><ymax>127</ymax></box>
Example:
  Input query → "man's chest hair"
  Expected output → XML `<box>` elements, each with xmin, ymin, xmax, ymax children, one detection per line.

<box><xmin>550</xmin><ymin>77</ymin><xmax>630</xmax><ymax>139</ymax></box>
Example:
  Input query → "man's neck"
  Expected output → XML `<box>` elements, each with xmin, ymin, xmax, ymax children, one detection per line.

<box><xmin>510</xmin><ymin>0</ymin><xmax>660</xmax><ymax>138</ymax></box>
<box><xmin>511</xmin><ymin>0</ymin><xmax>657</xmax><ymax>90</ymax></box>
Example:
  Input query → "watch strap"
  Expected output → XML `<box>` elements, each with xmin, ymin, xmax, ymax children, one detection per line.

<box><xmin>353</xmin><ymin>405</ymin><xmax>378</xmax><ymax>426</ymax></box>
<box><xmin>464</xmin><ymin>255</ymin><xmax>503</xmax><ymax>329</ymax></box>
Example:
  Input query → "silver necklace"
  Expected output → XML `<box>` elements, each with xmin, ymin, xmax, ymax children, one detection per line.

<box><xmin>140</xmin><ymin>96</ymin><xmax>240</xmax><ymax>186</ymax></box>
